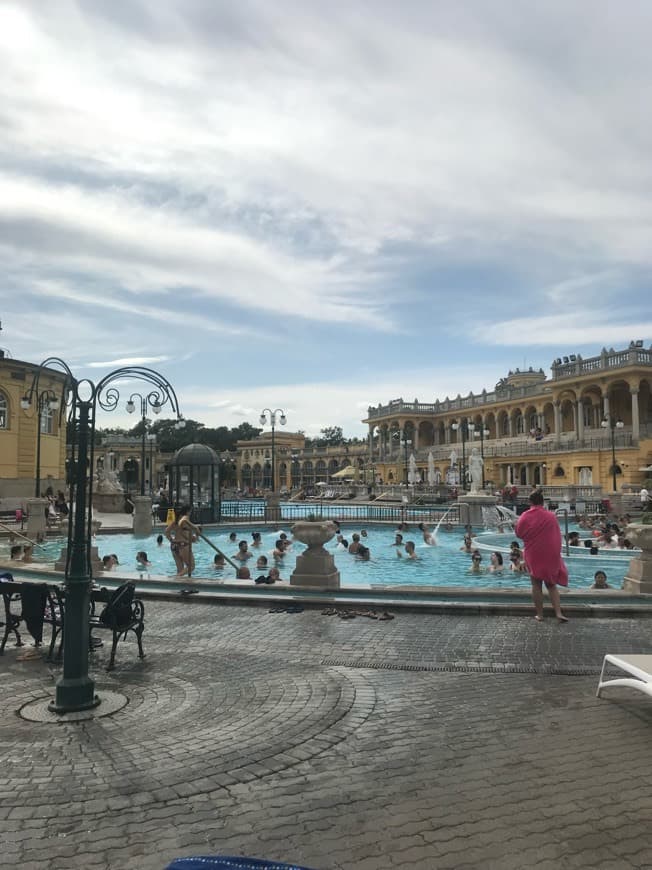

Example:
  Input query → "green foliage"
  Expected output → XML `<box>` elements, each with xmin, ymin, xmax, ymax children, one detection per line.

<box><xmin>95</xmin><ymin>418</ymin><xmax>262</xmax><ymax>455</ymax></box>
<box><xmin>317</xmin><ymin>426</ymin><xmax>344</xmax><ymax>446</ymax></box>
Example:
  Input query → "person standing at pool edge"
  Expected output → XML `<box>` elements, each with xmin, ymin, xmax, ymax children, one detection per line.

<box><xmin>515</xmin><ymin>489</ymin><xmax>569</xmax><ymax>623</ymax></box>
<box><xmin>176</xmin><ymin>504</ymin><xmax>202</xmax><ymax>577</ymax></box>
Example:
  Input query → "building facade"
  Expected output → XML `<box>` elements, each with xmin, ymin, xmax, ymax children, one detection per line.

<box><xmin>93</xmin><ymin>435</ymin><xmax>165</xmax><ymax>495</ymax></box>
<box><xmin>363</xmin><ymin>344</ymin><xmax>652</xmax><ymax>492</ymax></box>
<box><xmin>0</xmin><ymin>354</ymin><xmax>68</xmax><ymax>498</ymax></box>
<box><xmin>235</xmin><ymin>432</ymin><xmax>369</xmax><ymax>492</ymax></box>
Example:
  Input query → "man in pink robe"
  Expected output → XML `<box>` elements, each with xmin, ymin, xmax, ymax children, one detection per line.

<box><xmin>515</xmin><ymin>489</ymin><xmax>569</xmax><ymax>622</ymax></box>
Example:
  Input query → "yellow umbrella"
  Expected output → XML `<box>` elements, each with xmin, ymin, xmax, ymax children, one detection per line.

<box><xmin>332</xmin><ymin>465</ymin><xmax>357</xmax><ymax>478</ymax></box>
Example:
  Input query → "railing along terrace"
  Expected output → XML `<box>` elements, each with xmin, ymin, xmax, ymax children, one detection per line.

<box><xmin>552</xmin><ymin>346</ymin><xmax>652</xmax><ymax>379</ymax></box>
<box><xmin>367</xmin><ymin>346</ymin><xmax>652</xmax><ymax>420</ymax></box>
<box><xmin>367</xmin><ymin>382</ymin><xmax>552</xmax><ymax>419</ymax></box>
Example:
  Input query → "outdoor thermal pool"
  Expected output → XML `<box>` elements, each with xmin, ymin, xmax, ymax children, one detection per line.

<box><xmin>16</xmin><ymin>523</ymin><xmax>633</xmax><ymax>591</ymax></box>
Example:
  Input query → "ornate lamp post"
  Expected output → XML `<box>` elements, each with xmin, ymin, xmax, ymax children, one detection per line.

<box><xmin>21</xmin><ymin>387</ymin><xmax>63</xmax><ymax>497</ymax></box>
<box><xmin>452</xmin><ymin>420</ymin><xmax>474</xmax><ymax>490</ymax></box>
<box><xmin>291</xmin><ymin>452</ymin><xmax>301</xmax><ymax>490</ymax></box>
<box><xmin>601</xmin><ymin>415</ymin><xmax>624</xmax><ymax>492</ymax></box>
<box><xmin>26</xmin><ymin>359</ymin><xmax>181</xmax><ymax>715</ymax></box>
<box><xmin>126</xmin><ymin>393</ymin><xmax>163</xmax><ymax>495</ymax></box>
<box><xmin>146</xmin><ymin>433</ymin><xmax>157</xmax><ymax>493</ymax></box>
<box><xmin>473</xmin><ymin>420</ymin><xmax>490</xmax><ymax>489</ymax></box>
<box><xmin>401</xmin><ymin>437</ymin><xmax>412</xmax><ymax>485</ymax></box>
<box><xmin>259</xmin><ymin>408</ymin><xmax>286</xmax><ymax>492</ymax></box>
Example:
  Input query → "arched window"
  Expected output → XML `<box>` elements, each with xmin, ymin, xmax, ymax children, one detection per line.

<box><xmin>0</xmin><ymin>392</ymin><xmax>8</xmax><ymax>429</ymax></box>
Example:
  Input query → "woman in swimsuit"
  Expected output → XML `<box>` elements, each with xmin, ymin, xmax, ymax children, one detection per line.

<box><xmin>165</xmin><ymin>512</ymin><xmax>185</xmax><ymax>576</ymax></box>
<box><xmin>176</xmin><ymin>504</ymin><xmax>201</xmax><ymax>576</ymax></box>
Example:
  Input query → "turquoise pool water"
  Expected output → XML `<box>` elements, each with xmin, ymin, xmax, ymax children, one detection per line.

<box><xmin>14</xmin><ymin>524</ymin><xmax>631</xmax><ymax>590</ymax></box>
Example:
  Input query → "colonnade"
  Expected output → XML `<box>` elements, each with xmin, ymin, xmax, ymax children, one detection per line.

<box><xmin>370</xmin><ymin>382</ymin><xmax>645</xmax><ymax>457</ymax></box>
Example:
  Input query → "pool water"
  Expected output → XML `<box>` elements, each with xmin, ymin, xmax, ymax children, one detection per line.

<box><xmin>17</xmin><ymin>524</ymin><xmax>631</xmax><ymax>590</ymax></box>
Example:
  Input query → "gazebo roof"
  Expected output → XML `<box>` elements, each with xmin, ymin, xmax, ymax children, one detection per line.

<box><xmin>169</xmin><ymin>442</ymin><xmax>219</xmax><ymax>466</ymax></box>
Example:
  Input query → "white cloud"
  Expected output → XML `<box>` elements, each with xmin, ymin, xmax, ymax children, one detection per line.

<box><xmin>469</xmin><ymin>315</ymin><xmax>652</xmax><ymax>348</ymax></box>
<box><xmin>2</xmin><ymin>0</ymin><xmax>652</xmax><ymax>418</ymax></box>
<box><xmin>86</xmin><ymin>355</ymin><xmax>171</xmax><ymax>368</ymax></box>
<box><xmin>175</xmin><ymin>364</ymin><xmax>514</xmax><ymax>437</ymax></box>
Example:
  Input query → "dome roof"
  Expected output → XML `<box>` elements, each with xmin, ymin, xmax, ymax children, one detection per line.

<box><xmin>169</xmin><ymin>442</ymin><xmax>219</xmax><ymax>466</ymax></box>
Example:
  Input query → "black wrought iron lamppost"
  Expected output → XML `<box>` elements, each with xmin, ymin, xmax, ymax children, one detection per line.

<box><xmin>291</xmin><ymin>452</ymin><xmax>300</xmax><ymax>490</ymax></box>
<box><xmin>26</xmin><ymin>359</ymin><xmax>181</xmax><ymax>715</ymax></box>
<box><xmin>146</xmin><ymin>433</ymin><xmax>156</xmax><ymax>494</ymax></box>
<box><xmin>401</xmin><ymin>437</ymin><xmax>412</xmax><ymax>485</ymax></box>
<box><xmin>259</xmin><ymin>408</ymin><xmax>286</xmax><ymax>492</ymax></box>
<box><xmin>601</xmin><ymin>415</ymin><xmax>624</xmax><ymax>492</ymax></box>
<box><xmin>21</xmin><ymin>387</ymin><xmax>63</xmax><ymax>497</ymax></box>
<box><xmin>126</xmin><ymin>393</ymin><xmax>163</xmax><ymax>495</ymax></box>
<box><xmin>473</xmin><ymin>420</ymin><xmax>490</xmax><ymax>489</ymax></box>
<box><xmin>452</xmin><ymin>420</ymin><xmax>474</xmax><ymax>490</ymax></box>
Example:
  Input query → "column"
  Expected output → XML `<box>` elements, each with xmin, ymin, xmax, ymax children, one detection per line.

<box><xmin>631</xmin><ymin>388</ymin><xmax>640</xmax><ymax>441</ymax></box>
<box><xmin>602</xmin><ymin>394</ymin><xmax>609</xmax><ymax>419</ymax></box>
<box><xmin>553</xmin><ymin>401</ymin><xmax>561</xmax><ymax>444</ymax></box>
<box><xmin>413</xmin><ymin>428</ymin><xmax>419</xmax><ymax>451</ymax></box>
<box><xmin>576</xmin><ymin>400</ymin><xmax>584</xmax><ymax>441</ymax></box>
<box><xmin>444</xmin><ymin>424</ymin><xmax>450</xmax><ymax>445</ymax></box>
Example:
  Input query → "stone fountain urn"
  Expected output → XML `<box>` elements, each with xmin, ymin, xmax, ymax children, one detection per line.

<box><xmin>623</xmin><ymin>522</ymin><xmax>652</xmax><ymax>594</ymax></box>
<box><xmin>290</xmin><ymin>519</ymin><xmax>340</xmax><ymax>589</ymax></box>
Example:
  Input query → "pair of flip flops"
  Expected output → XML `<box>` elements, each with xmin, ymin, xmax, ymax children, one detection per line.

<box><xmin>322</xmin><ymin>608</ymin><xmax>395</xmax><ymax>621</ymax></box>
<box><xmin>268</xmin><ymin>604</ymin><xmax>304</xmax><ymax>614</ymax></box>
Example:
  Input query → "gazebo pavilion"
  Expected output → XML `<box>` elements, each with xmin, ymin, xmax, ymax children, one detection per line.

<box><xmin>168</xmin><ymin>442</ymin><xmax>220</xmax><ymax>523</ymax></box>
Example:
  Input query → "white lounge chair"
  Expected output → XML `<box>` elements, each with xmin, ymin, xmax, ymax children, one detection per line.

<box><xmin>596</xmin><ymin>654</ymin><xmax>652</xmax><ymax>699</ymax></box>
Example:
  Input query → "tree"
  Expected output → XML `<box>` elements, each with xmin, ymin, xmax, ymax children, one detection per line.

<box><xmin>93</xmin><ymin>418</ymin><xmax>263</xmax><ymax>455</ymax></box>
<box><xmin>319</xmin><ymin>426</ymin><xmax>344</xmax><ymax>446</ymax></box>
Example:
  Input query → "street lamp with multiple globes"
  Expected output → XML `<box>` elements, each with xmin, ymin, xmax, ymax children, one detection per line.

<box><xmin>25</xmin><ymin>358</ymin><xmax>181</xmax><ymax>715</ymax></box>
<box><xmin>20</xmin><ymin>387</ymin><xmax>63</xmax><ymax>497</ymax></box>
<box><xmin>146</xmin><ymin>432</ymin><xmax>157</xmax><ymax>494</ymax></box>
<box><xmin>259</xmin><ymin>408</ymin><xmax>286</xmax><ymax>492</ymax></box>
<box><xmin>451</xmin><ymin>419</ymin><xmax>474</xmax><ymax>490</ymax></box>
<box><xmin>601</xmin><ymin>415</ymin><xmax>624</xmax><ymax>492</ymax></box>
<box><xmin>472</xmin><ymin>420</ymin><xmax>490</xmax><ymax>488</ymax></box>
<box><xmin>126</xmin><ymin>393</ymin><xmax>163</xmax><ymax>495</ymax></box>
<box><xmin>401</xmin><ymin>437</ymin><xmax>412</xmax><ymax>485</ymax></box>
<box><xmin>291</xmin><ymin>452</ymin><xmax>301</xmax><ymax>490</ymax></box>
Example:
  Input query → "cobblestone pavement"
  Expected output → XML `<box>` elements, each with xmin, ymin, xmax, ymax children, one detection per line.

<box><xmin>2</xmin><ymin>603</ymin><xmax>652</xmax><ymax>870</ymax></box>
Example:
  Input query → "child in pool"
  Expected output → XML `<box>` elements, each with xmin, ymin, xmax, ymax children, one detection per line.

<box><xmin>590</xmin><ymin>570</ymin><xmax>611</xmax><ymax>589</ymax></box>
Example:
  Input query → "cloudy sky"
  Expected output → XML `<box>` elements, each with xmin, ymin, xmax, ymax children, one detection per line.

<box><xmin>1</xmin><ymin>1</ymin><xmax>651</xmax><ymax>436</ymax></box>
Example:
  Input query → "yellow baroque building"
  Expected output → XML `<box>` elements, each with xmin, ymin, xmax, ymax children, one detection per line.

<box><xmin>0</xmin><ymin>355</ymin><xmax>68</xmax><ymax>499</ymax></box>
<box><xmin>363</xmin><ymin>344</ymin><xmax>652</xmax><ymax>492</ymax></box>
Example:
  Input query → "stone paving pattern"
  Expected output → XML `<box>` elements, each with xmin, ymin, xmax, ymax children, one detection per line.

<box><xmin>2</xmin><ymin>602</ymin><xmax>652</xmax><ymax>869</ymax></box>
